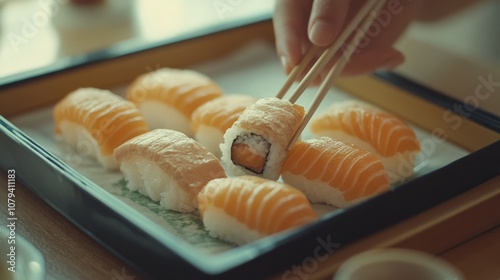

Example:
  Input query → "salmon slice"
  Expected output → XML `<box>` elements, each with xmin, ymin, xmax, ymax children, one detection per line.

<box><xmin>198</xmin><ymin>176</ymin><xmax>317</xmax><ymax>245</ymax></box>
<box><xmin>53</xmin><ymin>88</ymin><xmax>149</xmax><ymax>169</ymax></box>
<box><xmin>310</xmin><ymin>101</ymin><xmax>420</xmax><ymax>157</ymax></box>
<box><xmin>125</xmin><ymin>68</ymin><xmax>223</xmax><ymax>136</ymax></box>
<box><xmin>281</xmin><ymin>137</ymin><xmax>390</xmax><ymax>207</ymax></box>
<box><xmin>114</xmin><ymin>129</ymin><xmax>226</xmax><ymax>212</ymax></box>
<box><xmin>231</xmin><ymin>142</ymin><xmax>267</xmax><ymax>174</ymax></box>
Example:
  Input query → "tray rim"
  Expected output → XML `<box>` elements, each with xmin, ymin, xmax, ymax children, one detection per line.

<box><xmin>1</xmin><ymin>18</ymin><xmax>500</xmax><ymax>280</ymax></box>
<box><xmin>375</xmin><ymin>72</ymin><xmax>500</xmax><ymax>133</ymax></box>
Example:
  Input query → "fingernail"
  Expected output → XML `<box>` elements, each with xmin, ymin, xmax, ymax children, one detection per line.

<box><xmin>309</xmin><ymin>21</ymin><xmax>335</xmax><ymax>46</ymax></box>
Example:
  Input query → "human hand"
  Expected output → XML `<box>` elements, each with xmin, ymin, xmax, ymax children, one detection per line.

<box><xmin>273</xmin><ymin>0</ymin><xmax>423</xmax><ymax>79</ymax></box>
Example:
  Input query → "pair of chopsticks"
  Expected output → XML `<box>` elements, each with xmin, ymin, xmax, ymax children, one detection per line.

<box><xmin>277</xmin><ymin>0</ymin><xmax>387</xmax><ymax>150</ymax></box>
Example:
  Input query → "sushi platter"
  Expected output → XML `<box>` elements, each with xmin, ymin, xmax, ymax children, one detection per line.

<box><xmin>0</xmin><ymin>18</ymin><xmax>499</xmax><ymax>279</ymax></box>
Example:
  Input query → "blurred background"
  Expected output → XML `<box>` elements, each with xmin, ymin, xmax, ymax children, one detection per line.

<box><xmin>0</xmin><ymin>0</ymin><xmax>498</xmax><ymax>116</ymax></box>
<box><xmin>0</xmin><ymin>0</ymin><xmax>273</xmax><ymax>77</ymax></box>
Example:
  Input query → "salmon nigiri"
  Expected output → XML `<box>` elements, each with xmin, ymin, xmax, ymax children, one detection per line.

<box><xmin>197</xmin><ymin>176</ymin><xmax>317</xmax><ymax>245</ymax></box>
<box><xmin>190</xmin><ymin>95</ymin><xmax>257</xmax><ymax>158</ymax></box>
<box><xmin>310</xmin><ymin>101</ymin><xmax>420</xmax><ymax>183</ymax></box>
<box><xmin>53</xmin><ymin>88</ymin><xmax>149</xmax><ymax>169</ymax></box>
<box><xmin>125</xmin><ymin>68</ymin><xmax>223</xmax><ymax>137</ymax></box>
<box><xmin>114</xmin><ymin>129</ymin><xmax>226</xmax><ymax>212</ymax></box>
<box><xmin>281</xmin><ymin>137</ymin><xmax>390</xmax><ymax>208</ymax></box>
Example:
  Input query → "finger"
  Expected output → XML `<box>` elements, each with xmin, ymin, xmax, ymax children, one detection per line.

<box><xmin>295</xmin><ymin>46</ymin><xmax>328</xmax><ymax>85</ymax></box>
<box><xmin>340</xmin><ymin>48</ymin><xmax>405</xmax><ymax>77</ymax></box>
<box><xmin>308</xmin><ymin>0</ymin><xmax>349</xmax><ymax>46</ymax></box>
<box><xmin>273</xmin><ymin>0</ymin><xmax>312</xmax><ymax>73</ymax></box>
<box><xmin>304</xmin><ymin>48</ymin><xmax>404</xmax><ymax>84</ymax></box>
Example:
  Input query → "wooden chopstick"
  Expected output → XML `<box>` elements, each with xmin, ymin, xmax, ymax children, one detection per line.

<box><xmin>275</xmin><ymin>45</ymin><xmax>319</xmax><ymax>99</ymax></box>
<box><xmin>280</xmin><ymin>0</ymin><xmax>387</xmax><ymax>149</ymax></box>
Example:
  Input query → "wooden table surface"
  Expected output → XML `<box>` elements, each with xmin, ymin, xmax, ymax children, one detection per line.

<box><xmin>1</xmin><ymin>172</ymin><xmax>500</xmax><ymax>280</ymax></box>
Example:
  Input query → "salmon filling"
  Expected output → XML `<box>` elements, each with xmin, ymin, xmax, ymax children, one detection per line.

<box><xmin>231</xmin><ymin>134</ymin><xmax>270</xmax><ymax>174</ymax></box>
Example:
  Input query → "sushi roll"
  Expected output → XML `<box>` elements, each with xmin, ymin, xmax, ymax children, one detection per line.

<box><xmin>114</xmin><ymin>129</ymin><xmax>226</xmax><ymax>212</ymax></box>
<box><xmin>197</xmin><ymin>176</ymin><xmax>317</xmax><ymax>245</ymax></box>
<box><xmin>190</xmin><ymin>95</ymin><xmax>257</xmax><ymax>158</ymax></box>
<box><xmin>125</xmin><ymin>68</ymin><xmax>223</xmax><ymax>137</ymax></box>
<box><xmin>53</xmin><ymin>87</ymin><xmax>149</xmax><ymax>170</ymax></box>
<box><xmin>220</xmin><ymin>97</ymin><xmax>305</xmax><ymax>180</ymax></box>
<box><xmin>310</xmin><ymin>101</ymin><xmax>420</xmax><ymax>184</ymax></box>
<box><xmin>281</xmin><ymin>137</ymin><xmax>390</xmax><ymax>208</ymax></box>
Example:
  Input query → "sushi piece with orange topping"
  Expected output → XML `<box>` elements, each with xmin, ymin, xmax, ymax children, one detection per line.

<box><xmin>310</xmin><ymin>101</ymin><xmax>420</xmax><ymax>183</ymax></box>
<box><xmin>125</xmin><ymin>68</ymin><xmax>223</xmax><ymax>137</ymax></box>
<box><xmin>197</xmin><ymin>176</ymin><xmax>317</xmax><ymax>245</ymax></box>
<box><xmin>281</xmin><ymin>137</ymin><xmax>390</xmax><ymax>208</ymax></box>
<box><xmin>53</xmin><ymin>87</ymin><xmax>149</xmax><ymax>170</ymax></box>
<box><xmin>114</xmin><ymin>129</ymin><xmax>226</xmax><ymax>212</ymax></box>
<box><xmin>190</xmin><ymin>95</ymin><xmax>257</xmax><ymax>158</ymax></box>
<box><xmin>220</xmin><ymin>97</ymin><xmax>305</xmax><ymax>180</ymax></box>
